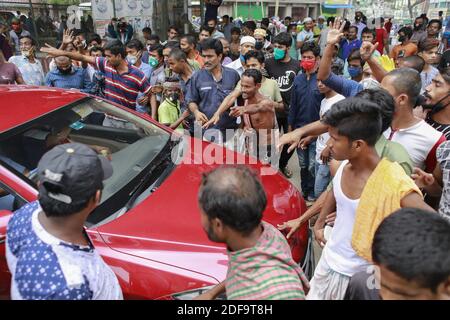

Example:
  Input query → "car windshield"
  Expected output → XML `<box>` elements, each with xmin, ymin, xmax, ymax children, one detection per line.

<box><xmin>0</xmin><ymin>97</ymin><xmax>179</xmax><ymax>226</ymax></box>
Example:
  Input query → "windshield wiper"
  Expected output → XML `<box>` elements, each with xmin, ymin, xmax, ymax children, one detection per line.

<box><xmin>123</xmin><ymin>141</ymin><xmax>174</xmax><ymax>211</ymax></box>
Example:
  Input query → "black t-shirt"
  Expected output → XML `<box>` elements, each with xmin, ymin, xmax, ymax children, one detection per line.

<box><xmin>205</xmin><ymin>0</ymin><xmax>222</xmax><ymax>23</ymax></box>
<box><xmin>264</xmin><ymin>57</ymin><xmax>300</xmax><ymax>116</ymax></box>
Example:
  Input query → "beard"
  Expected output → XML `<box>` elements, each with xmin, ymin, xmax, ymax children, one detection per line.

<box><xmin>205</xmin><ymin>223</ymin><xmax>220</xmax><ymax>242</ymax></box>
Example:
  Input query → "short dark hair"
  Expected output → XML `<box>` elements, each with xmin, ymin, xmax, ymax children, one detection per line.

<box><xmin>142</xmin><ymin>27</ymin><xmax>152</xmax><ymax>34</ymax></box>
<box><xmin>39</xmin><ymin>187</ymin><xmax>98</xmax><ymax>218</ymax></box>
<box><xmin>322</xmin><ymin>97</ymin><xmax>382</xmax><ymax>146</ymax></box>
<box><xmin>148</xmin><ymin>34</ymin><xmax>160</xmax><ymax>43</ymax></box>
<box><xmin>231</xmin><ymin>27</ymin><xmax>241</xmax><ymax>35</ymax></box>
<box><xmin>428</xmin><ymin>19</ymin><xmax>442</xmax><ymax>30</ymax></box>
<box><xmin>355</xmin><ymin>88</ymin><xmax>395</xmax><ymax>132</ymax></box>
<box><xmin>398</xmin><ymin>26</ymin><xmax>413</xmax><ymax>39</ymax></box>
<box><xmin>401</xmin><ymin>55</ymin><xmax>425</xmax><ymax>73</ymax></box>
<box><xmin>104</xmin><ymin>39</ymin><xmax>126</xmax><ymax>58</ymax></box>
<box><xmin>439</xmin><ymin>66</ymin><xmax>450</xmax><ymax>85</ymax></box>
<box><xmin>284</xmin><ymin>16</ymin><xmax>292</xmax><ymax>21</ymax></box>
<box><xmin>200</xmin><ymin>38</ymin><xmax>223</xmax><ymax>56</ymax></box>
<box><xmin>347</xmin><ymin>48</ymin><xmax>364</xmax><ymax>65</ymax></box>
<box><xmin>169</xmin><ymin>48</ymin><xmax>187</xmax><ymax>62</ymax></box>
<box><xmin>181</xmin><ymin>35</ymin><xmax>196</xmax><ymax>46</ymax></box>
<box><xmin>87</xmin><ymin>33</ymin><xmax>101</xmax><ymax>46</ymax></box>
<box><xmin>372</xmin><ymin>208</ymin><xmax>450</xmax><ymax>293</ymax></box>
<box><xmin>301</xmin><ymin>41</ymin><xmax>320</xmax><ymax>57</ymax></box>
<box><xmin>198</xmin><ymin>166</ymin><xmax>266</xmax><ymax>236</ymax></box>
<box><xmin>222</xmin><ymin>15</ymin><xmax>229</xmax><ymax>19</ymax></box>
<box><xmin>362</xmin><ymin>27</ymin><xmax>376</xmax><ymax>39</ymax></box>
<box><xmin>89</xmin><ymin>46</ymin><xmax>104</xmax><ymax>55</ymax></box>
<box><xmin>273</xmin><ymin>32</ymin><xmax>292</xmax><ymax>47</ymax></box>
<box><xmin>243</xmin><ymin>21</ymin><xmax>257</xmax><ymax>32</ymax></box>
<box><xmin>244</xmin><ymin>50</ymin><xmax>265</xmax><ymax>64</ymax></box>
<box><xmin>261</xmin><ymin>17</ymin><xmax>270</xmax><ymax>27</ymax></box>
<box><xmin>418</xmin><ymin>38</ymin><xmax>439</xmax><ymax>52</ymax></box>
<box><xmin>348</xmin><ymin>26</ymin><xmax>358</xmax><ymax>33</ymax></box>
<box><xmin>126</xmin><ymin>38</ymin><xmax>144</xmax><ymax>51</ymax></box>
<box><xmin>200</xmin><ymin>25</ymin><xmax>213</xmax><ymax>35</ymax></box>
<box><xmin>19</xmin><ymin>35</ymin><xmax>36</xmax><ymax>46</ymax></box>
<box><xmin>386</xmin><ymin>68</ymin><xmax>422</xmax><ymax>106</ymax></box>
<box><xmin>242</xmin><ymin>68</ymin><xmax>262</xmax><ymax>85</ymax></box>
<box><xmin>164</xmin><ymin>40</ymin><xmax>181</xmax><ymax>50</ymax></box>
<box><xmin>207</xmin><ymin>17</ymin><xmax>217</xmax><ymax>24</ymax></box>
<box><xmin>149</xmin><ymin>44</ymin><xmax>164</xmax><ymax>57</ymax></box>
<box><xmin>168</xmin><ymin>25</ymin><xmax>179</xmax><ymax>33</ymax></box>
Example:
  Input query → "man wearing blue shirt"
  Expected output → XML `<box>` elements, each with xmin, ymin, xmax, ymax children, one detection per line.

<box><xmin>186</xmin><ymin>38</ymin><xmax>240</xmax><ymax>143</ymax></box>
<box><xmin>339</xmin><ymin>26</ymin><xmax>362</xmax><ymax>61</ymax></box>
<box><xmin>289</xmin><ymin>42</ymin><xmax>324</xmax><ymax>202</ymax></box>
<box><xmin>45</xmin><ymin>56</ymin><xmax>92</xmax><ymax>92</ymax></box>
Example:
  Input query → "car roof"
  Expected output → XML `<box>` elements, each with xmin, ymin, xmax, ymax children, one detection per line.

<box><xmin>0</xmin><ymin>86</ymin><xmax>86</xmax><ymax>134</ymax></box>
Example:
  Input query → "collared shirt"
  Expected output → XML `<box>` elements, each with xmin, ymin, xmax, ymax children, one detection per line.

<box><xmin>185</xmin><ymin>66</ymin><xmax>240</xmax><ymax>131</ymax></box>
<box><xmin>288</xmin><ymin>72</ymin><xmax>324</xmax><ymax>129</ymax></box>
<box><xmin>8</xmin><ymin>55</ymin><xmax>45</xmax><ymax>86</ymax></box>
<box><xmin>6</xmin><ymin>201</ymin><xmax>123</xmax><ymax>300</ymax></box>
<box><xmin>225</xmin><ymin>58</ymin><xmax>245</xmax><ymax>76</ymax></box>
<box><xmin>226</xmin><ymin>222</ymin><xmax>309</xmax><ymax>300</ymax></box>
<box><xmin>297</xmin><ymin>29</ymin><xmax>314</xmax><ymax>44</ymax></box>
<box><xmin>45</xmin><ymin>66</ymin><xmax>92</xmax><ymax>92</ymax></box>
<box><xmin>135</xmin><ymin>62</ymin><xmax>153</xmax><ymax>113</ymax></box>
<box><xmin>339</xmin><ymin>38</ymin><xmax>362</xmax><ymax>60</ymax></box>
<box><xmin>94</xmin><ymin>57</ymin><xmax>151</xmax><ymax>110</ymax></box>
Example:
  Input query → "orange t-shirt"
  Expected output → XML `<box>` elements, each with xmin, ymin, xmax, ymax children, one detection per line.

<box><xmin>390</xmin><ymin>42</ymin><xmax>418</xmax><ymax>61</ymax></box>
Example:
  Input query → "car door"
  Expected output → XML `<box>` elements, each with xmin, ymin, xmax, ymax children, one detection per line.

<box><xmin>0</xmin><ymin>181</ymin><xmax>28</xmax><ymax>300</ymax></box>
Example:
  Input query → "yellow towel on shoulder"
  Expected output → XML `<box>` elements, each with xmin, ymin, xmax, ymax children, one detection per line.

<box><xmin>352</xmin><ymin>158</ymin><xmax>422</xmax><ymax>262</ymax></box>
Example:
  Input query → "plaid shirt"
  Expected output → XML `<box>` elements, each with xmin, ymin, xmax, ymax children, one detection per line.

<box><xmin>225</xmin><ymin>221</ymin><xmax>309</xmax><ymax>300</ymax></box>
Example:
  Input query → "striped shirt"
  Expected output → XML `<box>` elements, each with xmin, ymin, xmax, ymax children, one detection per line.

<box><xmin>94</xmin><ymin>57</ymin><xmax>151</xmax><ymax>110</ymax></box>
<box><xmin>427</xmin><ymin>116</ymin><xmax>450</xmax><ymax>140</ymax></box>
<box><xmin>225</xmin><ymin>221</ymin><xmax>309</xmax><ymax>300</ymax></box>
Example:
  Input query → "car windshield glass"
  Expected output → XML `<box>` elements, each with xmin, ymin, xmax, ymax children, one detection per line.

<box><xmin>0</xmin><ymin>97</ymin><xmax>174</xmax><ymax>225</ymax></box>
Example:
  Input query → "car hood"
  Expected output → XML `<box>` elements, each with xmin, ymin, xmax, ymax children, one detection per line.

<box><xmin>95</xmin><ymin>138</ymin><xmax>305</xmax><ymax>282</ymax></box>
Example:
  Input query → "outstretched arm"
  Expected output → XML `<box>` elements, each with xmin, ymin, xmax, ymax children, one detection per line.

<box><xmin>41</xmin><ymin>43</ymin><xmax>96</xmax><ymax>65</ymax></box>
<box><xmin>317</xmin><ymin>19</ymin><xmax>345</xmax><ymax>81</ymax></box>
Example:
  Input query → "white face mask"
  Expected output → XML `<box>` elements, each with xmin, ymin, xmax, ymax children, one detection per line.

<box><xmin>126</xmin><ymin>54</ymin><xmax>138</xmax><ymax>65</ymax></box>
<box><xmin>21</xmin><ymin>49</ymin><xmax>32</xmax><ymax>58</ymax></box>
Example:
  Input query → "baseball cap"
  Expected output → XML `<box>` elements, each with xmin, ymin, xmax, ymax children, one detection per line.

<box><xmin>240</xmin><ymin>36</ymin><xmax>256</xmax><ymax>46</ymax></box>
<box><xmin>37</xmin><ymin>143</ymin><xmax>113</xmax><ymax>204</ymax></box>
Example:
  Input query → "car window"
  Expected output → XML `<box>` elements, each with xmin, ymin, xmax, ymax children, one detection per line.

<box><xmin>0</xmin><ymin>181</ymin><xmax>26</xmax><ymax>212</ymax></box>
<box><xmin>0</xmin><ymin>97</ymin><xmax>177</xmax><ymax>226</ymax></box>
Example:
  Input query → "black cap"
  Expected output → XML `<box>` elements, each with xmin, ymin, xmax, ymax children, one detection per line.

<box><xmin>37</xmin><ymin>143</ymin><xmax>113</xmax><ymax>204</ymax></box>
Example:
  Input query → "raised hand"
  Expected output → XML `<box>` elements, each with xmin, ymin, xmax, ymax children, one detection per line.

<box><xmin>360</xmin><ymin>41</ymin><xmax>379</xmax><ymax>61</ymax></box>
<box><xmin>326</xmin><ymin>17</ymin><xmax>345</xmax><ymax>45</ymax></box>
<box><xmin>411</xmin><ymin>167</ymin><xmax>435</xmax><ymax>189</ymax></box>
<box><xmin>63</xmin><ymin>29</ymin><xmax>75</xmax><ymax>45</ymax></box>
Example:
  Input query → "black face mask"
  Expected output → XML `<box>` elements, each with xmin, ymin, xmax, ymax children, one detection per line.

<box><xmin>398</xmin><ymin>35</ymin><xmax>406</xmax><ymax>43</ymax></box>
<box><xmin>422</xmin><ymin>92</ymin><xmax>450</xmax><ymax>115</ymax></box>
<box><xmin>255</xmin><ymin>41</ymin><xmax>264</xmax><ymax>51</ymax></box>
<box><xmin>58</xmin><ymin>67</ymin><xmax>72</xmax><ymax>75</ymax></box>
<box><xmin>168</xmin><ymin>92</ymin><xmax>180</xmax><ymax>104</ymax></box>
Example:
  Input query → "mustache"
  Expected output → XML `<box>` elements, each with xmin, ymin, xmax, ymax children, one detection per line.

<box><xmin>423</xmin><ymin>92</ymin><xmax>432</xmax><ymax>100</ymax></box>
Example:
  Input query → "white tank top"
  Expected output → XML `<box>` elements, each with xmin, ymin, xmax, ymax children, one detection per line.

<box><xmin>322</xmin><ymin>160</ymin><xmax>372</xmax><ymax>277</ymax></box>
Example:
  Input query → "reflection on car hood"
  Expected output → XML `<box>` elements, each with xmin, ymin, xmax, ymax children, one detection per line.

<box><xmin>95</xmin><ymin>138</ymin><xmax>304</xmax><ymax>282</ymax></box>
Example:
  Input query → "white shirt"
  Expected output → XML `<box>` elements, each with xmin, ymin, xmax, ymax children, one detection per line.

<box><xmin>322</xmin><ymin>161</ymin><xmax>372</xmax><ymax>276</ymax></box>
<box><xmin>225</xmin><ymin>58</ymin><xmax>244</xmax><ymax>76</ymax></box>
<box><xmin>384</xmin><ymin>120</ymin><xmax>445</xmax><ymax>171</ymax></box>
<box><xmin>316</xmin><ymin>94</ymin><xmax>345</xmax><ymax>164</ymax></box>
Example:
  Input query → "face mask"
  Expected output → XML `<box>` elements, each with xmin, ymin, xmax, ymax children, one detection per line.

<box><xmin>168</xmin><ymin>92</ymin><xmax>180</xmax><ymax>103</ymax></box>
<box><xmin>148</xmin><ymin>56</ymin><xmax>159</xmax><ymax>68</ymax></box>
<box><xmin>274</xmin><ymin>47</ymin><xmax>286</xmax><ymax>60</ymax></box>
<box><xmin>21</xmin><ymin>49</ymin><xmax>32</xmax><ymax>58</ymax></box>
<box><xmin>126</xmin><ymin>54</ymin><xmax>138</xmax><ymax>65</ymax></box>
<box><xmin>58</xmin><ymin>67</ymin><xmax>72</xmax><ymax>75</ymax></box>
<box><xmin>300</xmin><ymin>58</ymin><xmax>316</xmax><ymax>71</ymax></box>
<box><xmin>255</xmin><ymin>41</ymin><xmax>264</xmax><ymax>51</ymax></box>
<box><xmin>348</xmin><ymin>66</ymin><xmax>362</xmax><ymax>78</ymax></box>
<box><xmin>398</xmin><ymin>35</ymin><xmax>406</xmax><ymax>43</ymax></box>
<box><xmin>423</xmin><ymin>93</ymin><xmax>450</xmax><ymax>115</ymax></box>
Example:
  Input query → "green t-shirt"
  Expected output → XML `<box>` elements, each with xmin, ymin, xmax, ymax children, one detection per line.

<box><xmin>235</xmin><ymin>77</ymin><xmax>283</xmax><ymax>103</ymax></box>
<box><xmin>158</xmin><ymin>98</ymin><xmax>183</xmax><ymax>132</ymax></box>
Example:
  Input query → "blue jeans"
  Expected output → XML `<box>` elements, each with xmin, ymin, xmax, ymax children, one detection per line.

<box><xmin>315</xmin><ymin>162</ymin><xmax>331</xmax><ymax>199</ymax></box>
<box><xmin>297</xmin><ymin>141</ymin><xmax>316</xmax><ymax>200</ymax></box>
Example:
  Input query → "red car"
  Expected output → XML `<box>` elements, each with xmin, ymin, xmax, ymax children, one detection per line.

<box><xmin>0</xmin><ymin>86</ymin><xmax>309</xmax><ymax>300</ymax></box>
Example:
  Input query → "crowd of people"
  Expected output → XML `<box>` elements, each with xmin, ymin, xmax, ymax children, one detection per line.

<box><xmin>2</xmin><ymin>9</ymin><xmax>450</xmax><ymax>300</ymax></box>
